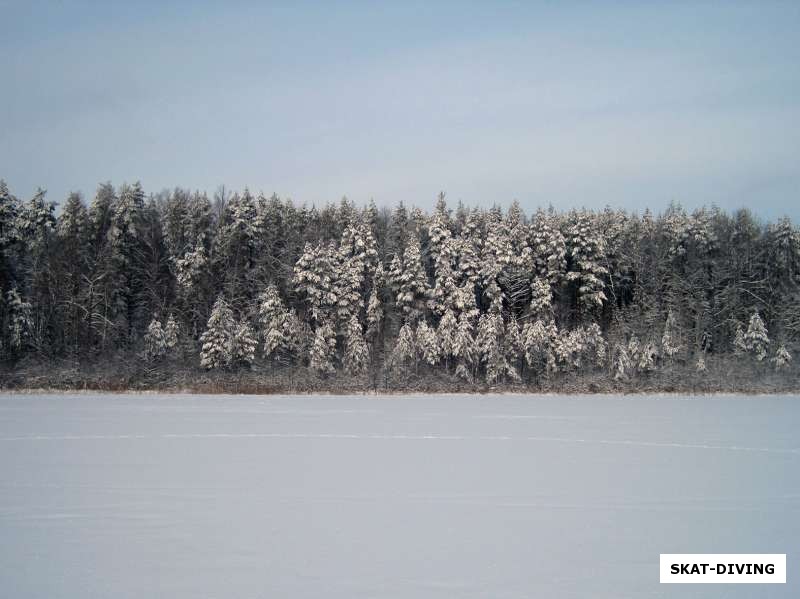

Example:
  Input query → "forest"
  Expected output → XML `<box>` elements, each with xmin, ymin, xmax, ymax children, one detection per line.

<box><xmin>0</xmin><ymin>179</ymin><xmax>797</xmax><ymax>392</ymax></box>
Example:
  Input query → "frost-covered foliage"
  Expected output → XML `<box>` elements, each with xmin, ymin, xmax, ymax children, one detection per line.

<box><xmin>309</xmin><ymin>322</ymin><xmax>337</xmax><ymax>375</ymax></box>
<box><xmin>365</xmin><ymin>266</ymin><xmax>384</xmax><ymax>340</ymax></box>
<box><xmin>733</xmin><ymin>325</ymin><xmax>747</xmax><ymax>356</ymax></box>
<box><xmin>772</xmin><ymin>345</ymin><xmax>792</xmax><ymax>371</ymax></box>
<box><xmin>743</xmin><ymin>312</ymin><xmax>770</xmax><ymax>361</ymax></box>
<box><xmin>476</xmin><ymin>311</ymin><xmax>518</xmax><ymax>384</ymax></box>
<box><xmin>613</xmin><ymin>344</ymin><xmax>631</xmax><ymax>381</ymax></box>
<box><xmin>436</xmin><ymin>309</ymin><xmax>458</xmax><ymax>365</ymax></box>
<box><xmin>416</xmin><ymin>320</ymin><xmax>440</xmax><ymax>367</ymax></box>
<box><xmin>390</xmin><ymin>237</ymin><xmax>429</xmax><ymax>320</ymax></box>
<box><xmin>523</xmin><ymin>319</ymin><xmax>557</xmax><ymax>376</ymax></box>
<box><xmin>230</xmin><ymin>321</ymin><xmax>257</xmax><ymax>367</ymax></box>
<box><xmin>200</xmin><ymin>297</ymin><xmax>235</xmax><ymax>370</ymax></box>
<box><xmin>258</xmin><ymin>285</ymin><xmax>289</xmax><ymax>359</ymax></box>
<box><xmin>452</xmin><ymin>312</ymin><xmax>476</xmax><ymax>381</ymax></box>
<box><xmin>393</xmin><ymin>322</ymin><xmax>417</xmax><ymax>370</ymax></box>
<box><xmin>0</xmin><ymin>177</ymin><xmax>797</xmax><ymax>388</ymax></box>
<box><xmin>144</xmin><ymin>318</ymin><xmax>167</xmax><ymax>362</ymax></box>
<box><xmin>343</xmin><ymin>315</ymin><xmax>369</xmax><ymax>375</ymax></box>
<box><xmin>6</xmin><ymin>287</ymin><xmax>32</xmax><ymax>351</ymax></box>
<box><xmin>565</xmin><ymin>210</ymin><xmax>608</xmax><ymax>313</ymax></box>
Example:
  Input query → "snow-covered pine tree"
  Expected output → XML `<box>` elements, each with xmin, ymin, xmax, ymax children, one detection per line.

<box><xmin>392</xmin><ymin>322</ymin><xmax>416</xmax><ymax>370</ymax></box>
<box><xmin>476</xmin><ymin>311</ymin><xmax>517</xmax><ymax>384</ymax></box>
<box><xmin>744</xmin><ymin>311</ymin><xmax>769</xmax><ymax>361</ymax></box>
<box><xmin>175</xmin><ymin>235</ymin><xmax>207</xmax><ymax>291</ymax></box>
<box><xmin>391</xmin><ymin>236</ymin><xmax>429</xmax><ymax>320</ymax></box>
<box><xmin>258</xmin><ymin>285</ymin><xmax>288</xmax><ymax>360</ymax></box>
<box><xmin>522</xmin><ymin>319</ymin><xmax>557</xmax><ymax>377</ymax></box>
<box><xmin>613</xmin><ymin>343</ymin><xmax>631</xmax><ymax>381</ymax></box>
<box><xmin>293</xmin><ymin>242</ymin><xmax>336</xmax><ymax>324</ymax></box>
<box><xmin>504</xmin><ymin>316</ymin><xmax>524</xmax><ymax>376</ymax></box>
<box><xmin>108</xmin><ymin>182</ymin><xmax>147</xmax><ymax>340</ymax></box>
<box><xmin>583</xmin><ymin>323</ymin><xmax>607</xmax><ymax>367</ymax></box>
<box><xmin>284</xmin><ymin>310</ymin><xmax>310</xmax><ymax>364</ymax></box>
<box><xmin>733</xmin><ymin>324</ymin><xmax>747</xmax><ymax>356</ymax></box>
<box><xmin>0</xmin><ymin>180</ymin><xmax>21</xmax><ymax>253</ymax></box>
<box><xmin>416</xmin><ymin>320</ymin><xmax>440</xmax><ymax>367</ymax></box>
<box><xmin>529</xmin><ymin>208</ymin><xmax>567</xmax><ymax>286</ymax></box>
<box><xmin>343</xmin><ymin>314</ymin><xmax>369</xmax><ymax>375</ymax></box>
<box><xmin>200</xmin><ymin>297</ymin><xmax>235</xmax><ymax>369</ymax></box>
<box><xmin>58</xmin><ymin>192</ymin><xmax>89</xmax><ymax>247</ymax></box>
<box><xmin>772</xmin><ymin>344</ymin><xmax>792</xmax><ymax>371</ymax></box>
<box><xmin>454</xmin><ymin>210</ymin><xmax>482</xmax><ymax>288</ymax></box>
<box><xmin>529</xmin><ymin>278</ymin><xmax>553</xmax><ymax>321</ymax></box>
<box><xmin>554</xmin><ymin>329</ymin><xmax>585</xmax><ymax>372</ymax></box>
<box><xmin>230</xmin><ymin>320</ymin><xmax>257</xmax><ymax>368</ymax></box>
<box><xmin>5</xmin><ymin>287</ymin><xmax>32</xmax><ymax>352</ymax></box>
<box><xmin>143</xmin><ymin>317</ymin><xmax>167</xmax><ymax>362</ymax></box>
<box><xmin>309</xmin><ymin>322</ymin><xmax>336</xmax><ymax>375</ymax></box>
<box><xmin>17</xmin><ymin>188</ymin><xmax>56</xmax><ymax>248</ymax></box>
<box><xmin>334</xmin><ymin>219</ymin><xmax>377</xmax><ymax>327</ymax></box>
<box><xmin>436</xmin><ymin>308</ymin><xmax>458</xmax><ymax>369</ymax></box>
<box><xmin>164</xmin><ymin>314</ymin><xmax>179</xmax><ymax>349</ymax></box>
<box><xmin>636</xmin><ymin>341</ymin><xmax>657</xmax><ymax>373</ymax></box>
<box><xmin>365</xmin><ymin>265</ymin><xmax>384</xmax><ymax>340</ymax></box>
<box><xmin>452</xmin><ymin>311</ymin><xmax>475</xmax><ymax>381</ymax></box>
<box><xmin>565</xmin><ymin>209</ymin><xmax>608</xmax><ymax>315</ymax></box>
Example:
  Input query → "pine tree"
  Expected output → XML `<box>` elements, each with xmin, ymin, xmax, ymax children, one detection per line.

<box><xmin>733</xmin><ymin>324</ymin><xmax>747</xmax><ymax>356</ymax></box>
<box><xmin>452</xmin><ymin>311</ymin><xmax>475</xmax><ymax>380</ymax></box>
<box><xmin>365</xmin><ymin>265</ymin><xmax>384</xmax><ymax>340</ymax></box>
<box><xmin>744</xmin><ymin>311</ymin><xmax>769</xmax><ymax>361</ymax></box>
<box><xmin>416</xmin><ymin>320</ymin><xmax>440</xmax><ymax>366</ymax></box>
<box><xmin>143</xmin><ymin>317</ymin><xmax>167</xmax><ymax>362</ymax></box>
<box><xmin>391</xmin><ymin>236</ymin><xmax>429</xmax><ymax>320</ymax></box>
<box><xmin>613</xmin><ymin>344</ymin><xmax>631</xmax><ymax>381</ymax></box>
<box><xmin>529</xmin><ymin>278</ymin><xmax>553</xmax><ymax>320</ymax></box>
<box><xmin>230</xmin><ymin>320</ymin><xmax>257</xmax><ymax>368</ymax></box>
<box><xmin>309</xmin><ymin>322</ymin><xmax>336</xmax><ymax>375</ymax></box>
<box><xmin>476</xmin><ymin>311</ymin><xmax>517</xmax><ymax>383</ymax></box>
<box><xmin>258</xmin><ymin>285</ymin><xmax>289</xmax><ymax>360</ymax></box>
<box><xmin>164</xmin><ymin>314</ymin><xmax>179</xmax><ymax>349</ymax></box>
<box><xmin>5</xmin><ymin>287</ymin><xmax>32</xmax><ymax>352</ymax></box>
<box><xmin>522</xmin><ymin>319</ymin><xmax>557</xmax><ymax>377</ymax></box>
<box><xmin>772</xmin><ymin>345</ymin><xmax>792</xmax><ymax>371</ymax></box>
<box><xmin>200</xmin><ymin>297</ymin><xmax>235</xmax><ymax>370</ymax></box>
<box><xmin>436</xmin><ymin>308</ymin><xmax>458</xmax><ymax>368</ymax></box>
<box><xmin>343</xmin><ymin>315</ymin><xmax>369</xmax><ymax>375</ymax></box>
<box><xmin>565</xmin><ymin>210</ymin><xmax>608</xmax><ymax>315</ymax></box>
<box><xmin>393</xmin><ymin>322</ymin><xmax>416</xmax><ymax>370</ymax></box>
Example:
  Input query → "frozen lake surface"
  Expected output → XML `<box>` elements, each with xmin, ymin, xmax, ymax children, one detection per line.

<box><xmin>1</xmin><ymin>393</ymin><xmax>798</xmax><ymax>598</ymax></box>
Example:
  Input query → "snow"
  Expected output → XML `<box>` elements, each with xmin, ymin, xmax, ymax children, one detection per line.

<box><xmin>1</xmin><ymin>393</ymin><xmax>798</xmax><ymax>598</ymax></box>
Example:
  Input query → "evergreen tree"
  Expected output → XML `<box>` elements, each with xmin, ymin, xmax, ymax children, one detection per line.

<box><xmin>343</xmin><ymin>314</ymin><xmax>369</xmax><ymax>375</ymax></box>
<box><xmin>392</xmin><ymin>322</ymin><xmax>416</xmax><ymax>370</ymax></box>
<box><xmin>416</xmin><ymin>320</ymin><xmax>440</xmax><ymax>367</ymax></box>
<box><xmin>744</xmin><ymin>311</ymin><xmax>769</xmax><ymax>361</ymax></box>
<box><xmin>144</xmin><ymin>317</ymin><xmax>167</xmax><ymax>362</ymax></box>
<box><xmin>452</xmin><ymin>311</ymin><xmax>476</xmax><ymax>381</ymax></box>
<box><xmin>200</xmin><ymin>297</ymin><xmax>235</xmax><ymax>370</ymax></box>
<box><xmin>309</xmin><ymin>322</ymin><xmax>336</xmax><ymax>375</ymax></box>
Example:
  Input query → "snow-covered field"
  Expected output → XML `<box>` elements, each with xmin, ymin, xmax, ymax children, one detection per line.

<box><xmin>1</xmin><ymin>393</ymin><xmax>798</xmax><ymax>598</ymax></box>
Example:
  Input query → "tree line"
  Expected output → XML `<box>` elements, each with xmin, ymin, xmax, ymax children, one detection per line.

<box><xmin>0</xmin><ymin>179</ymin><xmax>797</xmax><ymax>388</ymax></box>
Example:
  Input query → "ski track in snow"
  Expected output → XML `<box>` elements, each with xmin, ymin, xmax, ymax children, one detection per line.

<box><xmin>0</xmin><ymin>431</ymin><xmax>796</xmax><ymax>454</ymax></box>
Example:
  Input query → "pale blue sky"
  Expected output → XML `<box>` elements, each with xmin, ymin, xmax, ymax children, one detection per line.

<box><xmin>2</xmin><ymin>1</ymin><xmax>799</xmax><ymax>219</ymax></box>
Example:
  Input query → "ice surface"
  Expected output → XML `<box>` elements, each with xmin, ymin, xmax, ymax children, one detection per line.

<box><xmin>1</xmin><ymin>393</ymin><xmax>798</xmax><ymax>598</ymax></box>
